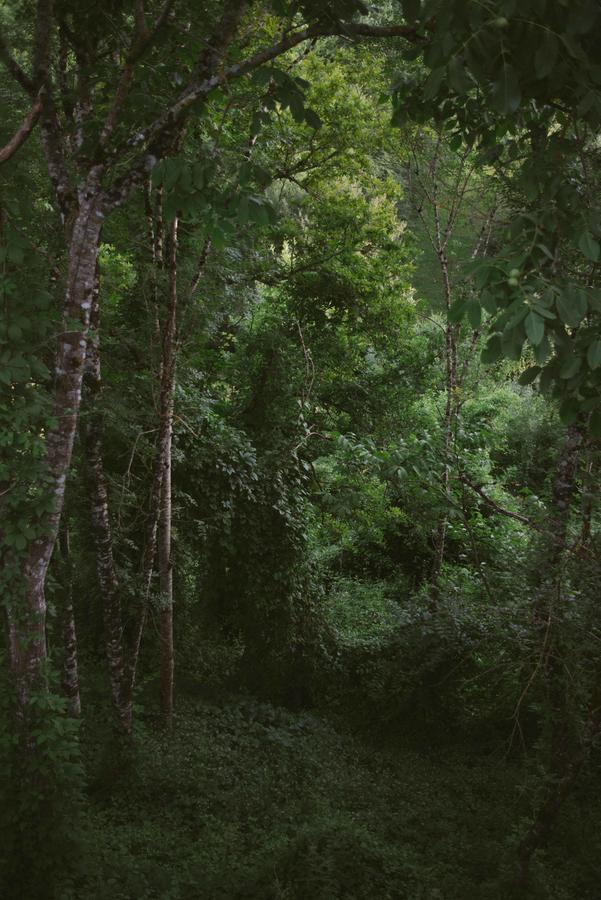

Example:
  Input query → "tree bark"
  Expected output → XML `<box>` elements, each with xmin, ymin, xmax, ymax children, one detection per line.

<box><xmin>83</xmin><ymin>262</ymin><xmax>132</xmax><ymax>732</ymax></box>
<box><xmin>159</xmin><ymin>215</ymin><xmax>178</xmax><ymax>728</ymax></box>
<box><xmin>121</xmin><ymin>215</ymin><xmax>179</xmax><ymax>725</ymax></box>
<box><xmin>58</xmin><ymin>523</ymin><xmax>81</xmax><ymax>717</ymax></box>
<box><xmin>515</xmin><ymin>424</ymin><xmax>584</xmax><ymax>886</ymax></box>
<box><xmin>6</xmin><ymin>182</ymin><xmax>103</xmax><ymax>724</ymax></box>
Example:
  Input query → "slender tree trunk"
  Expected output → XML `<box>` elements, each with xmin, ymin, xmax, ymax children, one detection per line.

<box><xmin>159</xmin><ymin>215</ymin><xmax>178</xmax><ymax>727</ymax></box>
<box><xmin>58</xmin><ymin>524</ymin><xmax>81</xmax><ymax>717</ymax></box>
<box><xmin>532</xmin><ymin>424</ymin><xmax>583</xmax><ymax>625</ymax></box>
<box><xmin>83</xmin><ymin>263</ymin><xmax>131</xmax><ymax>732</ymax></box>
<box><xmin>121</xmin><ymin>215</ymin><xmax>179</xmax><ymax>724</ymax></box>
<box><xmin>515</xmin><ymin>424</ymin><xmax>584</xmax><ymax>886</ymax></box>
<box><xmin>516</xmin><ymin>678</ymin><xmax>601</xmax><ymax>890</ymax></box>
<box><xmin>576</xmin><ymin>446</ymin><xmax>594</xmax><ymax>551</ymax></box>
<box><xmin>431</xmin><ymin>243</ymin><xmax>456</xmax><ymax>584</ymax></box>
<box><xmin>159</xmin><ymin>421</ymin><xmax>174</xmax><ymax>727</ymax></box>
<box><xmin>61</xmin><ymin>600</ymin><xmax>81</xmax><ymax>718</ymax></box>
<box><xmin>5</xmin><ymin>183</ymin><xmax>103</xmax><ymax>725</ymax></box>
<box><xmin>432</xmin><ymin>319</ymin><xmax>456</xmax><ymax>581</ymax></box>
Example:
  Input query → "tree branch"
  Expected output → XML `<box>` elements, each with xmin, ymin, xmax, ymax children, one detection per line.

<box><xmin>104</xmin><ymin>16</ymin><xmax>422</xmax><ymax>209</ymax></box>
<box><xmin>0</xmin><ymin>30</ymin><xmax>35</xmax><ymax>94</ymax></box>
<box><xmin>458</xmin><ymin>473</ymin><xmax>539</xmax><ymax>529</ymax></box>
<box><xmin>99</xmin><ymin>0</ymin><xmax>175</xmax><ymax>146</ymax></box>
<box><xmin>0</xmin><ymin>92</ymin><xmax>43</xmax><ymax>164</ymax></box>
<box><xmin>33</xmin><ymin>0</ymin><xmax>53</xmax><ymax>89</ymax></box>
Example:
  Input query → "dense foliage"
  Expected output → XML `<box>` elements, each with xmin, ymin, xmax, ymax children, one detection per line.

<box><xmin>1</xmin><ymin>1</ymin><xmax>601</xmax><ymax>897</ymax></box>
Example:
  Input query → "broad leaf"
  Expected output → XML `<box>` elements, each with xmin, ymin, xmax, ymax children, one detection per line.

<box><xmin>556</xmin><ymin>288</ymin><xmax>588</xmax><ymax>327</ymax></box>
<box><xmin>587</xmin><ymin>339</ymin><xmax>601</xmax><ymax>370</ymax></box>
<box><xmin>524</xmin><ymin>311</ymin><xmax>544</xmax><ymax>345</ymax></box>
<box><xmin>518</xmin><ymin>365</ymin><xmax>540</xmax><ymax>385</ymax></box>
<box><xmin>578</xmin><ymin>231</ymin><xmax>600</xmax><ymax>261</ymax></box>
<box><xmin>559</xmin><ymin>397</ymin><xmax>580</xmax><ymax>425</ymax></box>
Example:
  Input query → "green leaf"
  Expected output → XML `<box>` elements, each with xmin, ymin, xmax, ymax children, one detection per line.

<box><xmin>505</xmin><ymin>302</ymin><xmax>528</xmax><ymax>330</ymax></box>
<box><xmin>560</xmin><ymin>356</ymin><xmax>581</xmax><ymax>379</ymax></box>
<box><xmin>192</xmin><ymin>162</ymin><xmax>206</xmax><ymax>190</ymax></box>
<box><xmin>481</xmin><ymin>291</ymin><xmax>497</xmax><ymax>315</ymax></box>
<box><xmin>491</xmin><ymin>63</ymin><xmax>521</xmax><ymax>114</ymax></box>
<box><xmin>524</xmin><ymin>311</ymin><xmax>544</xmax><ymax>346</ymax></box>
<box><xmin>481</xmin><ymin>334</ymin><xmax>502</xmax><ymax>364</ymax></box>
<box><xmin>289</xmin><ymin>93</ymin><xmax>305</xmax><ymax>123</ymax></box>
<box><xmin>534</xmin><ymin>32</ymin><xmax>559</xmax><ymax>79</ymax></box>
<box><xmin>248</xmin><ymin>199</ymin><xmax>271</xmax><ymax>226</ymax></box>
<box><xmin>502</xmin><ymin>328</ymin><xmax>525</xmax><ymax>360</ymax></box>
<box><xmin>587</xmin><ymin>339</ymin><xmax>601</xmax><ymax>370</ymax></box>
<box><xmin>423</xmin><ymin>67</ymin><xmax>445</xmax><ymax>100</ymax></box>
<box><xmin>534</xmin><ymin>334</ymin><xmax>551</xmax><ymax>365</ymax></box>
<box><xmin>466</xmin><ymin>299</ymin><xmax>482</xmax><ymax>328</ymax></box>
<box><xmin>237</xmin><ymin>196</ymin><xmax>249</xmax><ymax>225</ymax></box>
<box><xmin>518</xmin><ymin>365</ymin><xmax>540</xmax><ymax>385</ymax></box>
<box><xmin>556</xmin><ymin>288</ymin><xmax>588</xmax><ymax>327</ymax></box>
<box><xmin>163</xmin><ymin>158</ymin><xmax>182</xmax><ymax>192</ymax></box>
<box><xmin>578</xmin><ymin>231</ymin><xmax>600</xmax><ymax>261</ymax></box>
<box><xmin>448</xmin><ymin>56</ymin><xmax>471</xmax><ymax>94</ymax></box>
<box><xmin>531</xmin><ymin>304</ymin><xmax>555</xmax><ymax>320</ymax></box>
<box><xmin>151</xmin><ymin>161</ymin><xmax>164</xmax><ymax>188</ymax></box>
<box><xmin>448</xmin><ymin>297</ymin><xmax>467</xmax><ymax>323</ymax></box>
<box><xmin>559</xmin><ymin>397</ymin><xmax>580</xmax><ymax>425</ymax></box>
<box><xmin>303</xmin><ymin>108</ymin><xmax>322</xmax><ymax>130</ymax></box>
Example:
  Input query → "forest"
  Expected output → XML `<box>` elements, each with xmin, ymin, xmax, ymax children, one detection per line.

<box><xmin>1</xmin><ymin>0</ymin><xmax>601</xmax><ymax>897</ymax></box>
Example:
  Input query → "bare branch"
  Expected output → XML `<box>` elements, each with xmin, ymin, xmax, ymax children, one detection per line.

<box><xmin>0</xmin><ymin>92</ymin><xmax>43</xmax><ymax>164</ymax></box>
<box><xmin>458</xmin><ymin>473</ymin><xmax>539</xmax><ymax>529</ymax></box>
<box><xmin>187</xmin><ymin>237</ymin><xmax>212</xmax><ymax>300</ymax></box>
<box><xmin>0</xmin><ymin>30</ymin><xmax>35</xmax><ymax>94</ymax></box>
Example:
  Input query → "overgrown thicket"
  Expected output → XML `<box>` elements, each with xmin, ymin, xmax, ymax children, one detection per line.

<box><xmin>1</xmin><ymin>1</ymin><xmax>601</xmax><ymax>898</ymax></box>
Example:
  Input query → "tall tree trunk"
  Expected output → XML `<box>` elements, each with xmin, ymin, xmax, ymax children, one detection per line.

<box><xmin>515</xmin><ymin>423</ymin><xmax>584</xmax><ymax>886</ymax></box>
<box><xmin>159</xmin><ymin>420</ymin><xmax>174</xmax><ymax>727</ymax></box>
<box><xmin>83</xmin><ymin>262</ymin><xmax>131</xmax><ymax>732</ymax></box>
<box><xmin>121</xmin><ymin>214</ymin><xmax>179</xmax><ymax>725</ymax></box>
<box><xmin>58</xmin><ymin>523</ymin><xmax>81</xmax><ymax>717</ymax></box>
<box><xmin>159</xmin><ymin>215</ymin><xmax>178</xmax><ymax>728</ymax></box>
<box><xmin>432</xmin><ymin>316</ymin><xmax>456</xmax><ymax>583</ymax></box>
<box><xmin>5</xmin><ymin>183</ymin><xmax>103</xmax><ymax>726</ymax></box>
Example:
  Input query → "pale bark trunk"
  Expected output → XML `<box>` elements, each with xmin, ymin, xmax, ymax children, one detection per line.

<box><xmin>58</xmin><ymin>524</ymin><xmax>81</xmax><ymax>717</ymax></box>
<box><xmin>61</xmin><ymin>600</ymin><xmax>81</xmax><ymax>717</ymax></box>
<box><xmin>122</xmin><ymin>216</ymin><xmax>178</xmax><ymax>722</ymax></box>
<box><xmin>431</xmin><ymin>244</ymin><xmax>455</xmax><ymax>584</ymax></box>
<box><xmin>6</xmin><ymin>181</ymin><xmax>103</xmax><ymax>724</ymax></box>
<box><xmin>159</xmin><ymin>215</ymin><xmax>178</xmax><ymax>728</ymax></box>
<box><xmin>159</xmin><ymin>422</ymin><xmax>174</xmax><ymax>727</ymax></box>
<box><xmin>83</xmin><ymin>263</ymin><xmax>131</xmax><ymax>732</ymax></box>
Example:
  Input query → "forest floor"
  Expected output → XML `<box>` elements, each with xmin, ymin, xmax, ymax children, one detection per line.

<box><xmin>74</xmin><ymin>691</ymin><xmax>600</xmax><ymax>900</ymax></box>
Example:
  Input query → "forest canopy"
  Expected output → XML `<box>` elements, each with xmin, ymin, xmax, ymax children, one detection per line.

<box><xmin>1</xmin><ymin>1</ymin><xmax>601</xmax><ymax>897</ymax></box>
